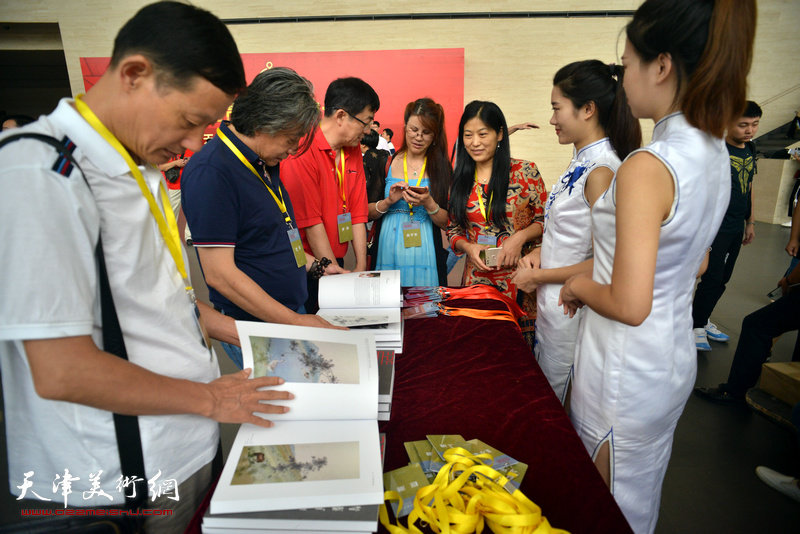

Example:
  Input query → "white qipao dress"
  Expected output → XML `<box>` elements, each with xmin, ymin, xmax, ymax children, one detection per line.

<box><xmin>570</xmin><ymin>113</ymin><xmax>729</xmax><ymax>534</ymax></box>
<box><xmin>536</xmin><ymin>138</ymin><xmax>620</xmax><ymax>403</ymax></box>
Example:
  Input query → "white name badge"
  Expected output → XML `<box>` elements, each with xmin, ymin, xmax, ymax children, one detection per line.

<box><xmin>287</xmin><ymin>227</ymin><xmax>307</xmax><ymax>268</ymax></box>
<box><xmin>477</xmin><ymin>235</ymin><xmax>497</xmax><ymax>246</ymax></box>
<box><xmin>337</xmin><ymin>212</ymin><xmax>353</xmax><ymax>243</ymax></box>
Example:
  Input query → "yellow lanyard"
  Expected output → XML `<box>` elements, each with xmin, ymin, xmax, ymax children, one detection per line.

<box><xmin>380</xmin><ymin>447</ymin><xmax>570</xmax><ymax>534</ymax></box>
<box><xmin>74</xmin><ymin>95</ymin><xmax>192</xmax><ymax>293</ymax></box>
<box><xmin>403</xmin><ymin>153</ymin><xmax>427</xmax><ymax>217</ymax></box>
<box><xmin>474</xmin><ymin>171</ymin><xmax>493</xmax><ymax>229</ymax></box>
<box><xmin>336</xmin><ymin>149</ymin><xmax>347</xmax><ymax>212</ymax></box>
<box><xmin>217</xmin><ymin>127</ymin><xmax>293</xmax><ymax>228</ymax></box>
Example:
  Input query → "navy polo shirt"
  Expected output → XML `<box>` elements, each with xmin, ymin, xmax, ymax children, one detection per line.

<box><xmin>181</xmin><ymin>122</ymin><xmax>307</xmax><ymax>321</ymax></box>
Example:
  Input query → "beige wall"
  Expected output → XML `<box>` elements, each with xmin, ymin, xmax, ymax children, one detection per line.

<box><xmin>2</xmin><ymin>0</ymin><xmax>798</xmax><ymax>186</ymax></box>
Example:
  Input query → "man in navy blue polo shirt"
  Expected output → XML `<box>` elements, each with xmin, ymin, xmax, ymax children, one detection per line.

<box><xmin>182</xmin><ymin>67</ymin><xmax>345</xmax><ymax>368</ymax></box>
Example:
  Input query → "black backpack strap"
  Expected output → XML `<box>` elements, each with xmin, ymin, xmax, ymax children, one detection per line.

<box><xmin>0</xmin><ymin>132</ymin><xmax>147</xmax><ymax>509</ymax></box>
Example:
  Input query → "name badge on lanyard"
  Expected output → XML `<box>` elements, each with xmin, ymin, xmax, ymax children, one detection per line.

<box><xmin>288</xmin><ymin>227</ymin><xmax>307</xmax><ymax>268</ymax></box>
<box><xmin>217</xmin><ymin>127</ymin><xmax>306</xmax><ymax>269</ymax></box>
<box><xmin>338</xmin><ymin>212</ymin><xmax>353</xmax><ymax>243</ymax></box>
<box><xmin>74</xmin><ymin>94</ymin><xmax>212</xmax><ymax>357</ymax></box>
<box><xmin>402</xmin><ymin>221</ymin><xmax>422</xmax><ymax>248</ymax></box>
<box><xmin>477</xmin><ymin>234</ymin><xmax>497</xmax><ymax>246</ymax></box>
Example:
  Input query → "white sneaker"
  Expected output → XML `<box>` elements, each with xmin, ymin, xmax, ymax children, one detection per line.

<box><xmin>705</xmin><ymin>321</ymin><xmax>730</xmax><ymax>342</ymax></box>
<box><xmin>694</xmin><ymin>328</ymin><xmax>711</xmax><ymax>351</ymax></box>
<box><xmin>756</xmin><ymin>466</ymin><xmax>800</xmax><ymax>503</ymax></box>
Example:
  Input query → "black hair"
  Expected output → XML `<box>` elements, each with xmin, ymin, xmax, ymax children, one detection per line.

<box><xmin>450</xmin><ymin>101</ymin><xmax>511</xmax><ymax>230</ymax></box>
<box><xmin>372</xmin><ymin>120</ymin><xmax>381</xmax><ymax>128</ymax></box>
<box><xmin>743</xmin><ymin>100</ymin><xmax>762</xmax><ymax>119</ymax></box>
<box><xmin>383</xmin><ymin>128</ymin><xmax>393</xmax><ymax>140</ymax></box>
<box><xmin>110</xmin><ymin>1</ymin><xmax>245</xmax><ymax>95</ymax></box>
<box><xmin>360</xmin><ymin>130</ymin><xmax>379</xmax><ymax>149</ymax></box>
<box><xmin>553</xmin><ymin>60</ymin><xmax>642</xmax><ymax>160</ymax></box>
<box><xmin>323</xmin><ymin>77</ymin><xmax>380</xmax><ymax>118</ymax></box>
<box><xmin>626</xmin><ymin>0</ymin><xmax>755</xmax><ymax>138</ymax></box>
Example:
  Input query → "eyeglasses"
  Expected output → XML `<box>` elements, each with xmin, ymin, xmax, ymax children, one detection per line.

<box><xmin>339</xmin><ymin>108</ymin><xmax>372</xmax><ymax>130</ymax></box>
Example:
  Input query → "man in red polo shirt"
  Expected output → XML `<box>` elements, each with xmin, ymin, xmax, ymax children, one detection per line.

<box><xmin>282</xmin><ymin>77</ymin><xmax>379</xmax><ymax>310</ymax></box>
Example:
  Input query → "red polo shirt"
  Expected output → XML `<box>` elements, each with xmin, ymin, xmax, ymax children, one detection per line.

<box><xmin>281</xmin><ymin>126</ymin><xmax>369</xmax><ymax>259</ymax></box>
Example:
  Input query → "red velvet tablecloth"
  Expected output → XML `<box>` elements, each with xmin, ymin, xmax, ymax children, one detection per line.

<box><xmin>187</xmin><ymin>297</ymin><xmax>632</xmax><ymax>534</ymax></box>
<box><xmin>378</xmin><ymin>297</ymin><xmax>632</xmax><ymax>534</ymax></box>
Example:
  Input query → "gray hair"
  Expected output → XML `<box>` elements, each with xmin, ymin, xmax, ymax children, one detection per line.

<box><xmin>230</xmin><ymin>67</ymin><xmax>319</xmax><ymax>151</ymax></box>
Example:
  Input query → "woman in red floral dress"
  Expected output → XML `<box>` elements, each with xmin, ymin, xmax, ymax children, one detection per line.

<box><xmin>447</xmin><ymin>100</ymin><xmax>547</xmax><ymax>348</ymax></box>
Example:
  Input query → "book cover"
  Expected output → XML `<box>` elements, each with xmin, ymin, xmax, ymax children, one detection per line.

<box><xmin>202</xmin><ymin>504</ymin><xmax>380</xmax><ymax>532</ymax></box>
<box><xmin>378</xmin><ymin>350</ymin><xmax>395</xmax><ymax>404</ymax></box>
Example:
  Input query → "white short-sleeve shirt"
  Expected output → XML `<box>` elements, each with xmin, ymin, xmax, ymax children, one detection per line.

<box><xmin>0</xmin><ymin>99</ymin><xmax>220</xmax><ymax>506</ymax></box>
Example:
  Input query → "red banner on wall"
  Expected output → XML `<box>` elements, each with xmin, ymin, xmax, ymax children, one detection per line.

<box><xmin>80</xmin><ymin>49</ymin><xmax>465</xmax><ymax>147</ymax></box>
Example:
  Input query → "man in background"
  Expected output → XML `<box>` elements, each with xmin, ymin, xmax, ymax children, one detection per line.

<box><xmin>282</xmin><ymin>77</ymin><xmax>379</xmax><ymax>310</ymax></box>
<box><xmin>693</xmin><ymin>101</ymin><xmax>762</xmax><ymax>351</ymax></box>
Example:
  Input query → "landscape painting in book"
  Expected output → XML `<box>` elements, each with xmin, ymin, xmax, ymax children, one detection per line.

<box><xmin>326</xmin><ymin>314</ymin><xmax>390</xmax><ymax>328</ymax></box>
<box><xmin>231</xmin><ymin>441</ymin><xmax>360</xmax><ymax>485</ymax></box>
<box><xmin>248</xmin><ymin>337</ymin><xmax>360</xmax><ymax>384</ymax></box>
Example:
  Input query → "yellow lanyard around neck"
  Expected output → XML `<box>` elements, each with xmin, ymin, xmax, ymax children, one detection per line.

<box><xmin>74</xmin><ymin>94</ymin><xmax>191</xmax><ymax>291</ymax></box>
<box><xmin>403</xmin><ymin>153</ymin><xmax>427</xmax><ymax>217</ymax></box>
<box><xmin>336</xmin><ymin>149</ymin><xmax>347</xmax><ymax>212</ymax></box>
<box><xmin>474</xmin><ymin>170</ymin><xmax>493</xmax><ymax>228</ymax></box>
<box><xmin>217</xmin><ymin>127</ymin><xmax>292</xmax><ymax>228</ymax></box>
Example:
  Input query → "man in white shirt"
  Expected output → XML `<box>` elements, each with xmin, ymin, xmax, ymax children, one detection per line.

<box><xmin>373</xmin><ymin>120</ymin><xmax>393</xmax><ymax>153</ymax></box>
<box><xmin>0</xmin><ymin>3</ymin><xmax>292</xmax><ymax>531</ymax></box>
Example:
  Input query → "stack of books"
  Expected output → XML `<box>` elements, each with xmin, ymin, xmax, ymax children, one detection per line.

<box><xmin>317</xmin><ymin>270</ymin><xmax>404</xmax><ymax>353</ymax></box>
<box><xmin>202</xmin><ymin>322</ymin><xmax>387</xmax><ymax>533</ymax></box>
<box><xmin>378</xmin><ymin>349</ymin><xmax>395</xmax><ymax>422</ymax></box>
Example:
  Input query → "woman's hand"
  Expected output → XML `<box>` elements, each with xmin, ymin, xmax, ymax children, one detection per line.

<box><xmin>496</xmin><ymin>233</ymin><xmax>525</xmax><ymax>268</ymax></box>
<box><xmin>386</xmin><ymin>182</ymin><xmax>407</xmax><ymax>205</ymax></box>
<box><xmin>462</xmin><ymin>242</ymin><xmax>490</xmax><ymax>271</ymax></box>
<box><xmin>509</xmin><ymin>267</ymin><xmax>539</xmax><ymax>293</ymax></box>
<box><xmin>518</xmin><ymin>247</ymin><xmax>541</xmax><ymax>270</ymax></box>
<box><xmin>559</xmin><ymin>272</ymin><xmax>589</xmax><ymax>318</ymax></box>
<box><xmin>401</xmin><ymin>187</ymin><xmax>432</xmax><ymax>212</ymax></box>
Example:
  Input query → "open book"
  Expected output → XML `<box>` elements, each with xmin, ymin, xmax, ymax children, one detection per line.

<box><xmin>316</xmin><ymin>270</ymin><xmax>404</xmax><ymax>352</ymax></box>
<box><xmin>208</xmin><ymin>322</ymin><xmax>384</xmax><ymax>516</ymax></box>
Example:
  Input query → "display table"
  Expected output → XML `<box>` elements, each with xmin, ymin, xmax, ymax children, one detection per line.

<box><xmin>187</xmin><ymin>296</ymin><xmax>632</xmax><ymax>534</ymax></box>
<box><xmin>378</xmin><ymin>296</ymin><xmax>632</xmax><ymax>534</ymax></box>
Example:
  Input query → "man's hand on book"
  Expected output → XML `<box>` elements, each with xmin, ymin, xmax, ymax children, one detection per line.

<box><xmin>205</xmin><ymin>370</ymin><xmax>293</xmax><ymax>428</ymax></box>
<box><xmin>294</xmin><ymin>313</ymin><xmax>349</xmax><ymax>331</ymax></box>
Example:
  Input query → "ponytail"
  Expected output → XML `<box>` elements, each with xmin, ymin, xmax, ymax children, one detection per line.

<box><xmin>682</xmin><ymin>0</ymin><xmax>756</xmax><ymax>137</ymax></box>
<box><xmin>626</xmin><ymin>0</ymin><xmax>756</xmax><ymax>138</ymax></box>
<box><xmin>605</xmin><ymin>64</ymin><xmax>641</xmax><ymax>160</ymax></box>
<box><xmin>553</xmin><ymin>60</ymin><xmax>641</xmax><ymax>160</ymax></box>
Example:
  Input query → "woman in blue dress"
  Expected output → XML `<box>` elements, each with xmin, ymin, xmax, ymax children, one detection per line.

<box><xmin>372</xmin><ymin>98</ymin><xmax>451</xmax><ymax>286</ymax></box>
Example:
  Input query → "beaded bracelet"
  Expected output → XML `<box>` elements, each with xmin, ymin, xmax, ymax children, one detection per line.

<box><xmin>309</xmin><ymin>257</ymin><xmax>332</xmax><ymax>280</ymax></box>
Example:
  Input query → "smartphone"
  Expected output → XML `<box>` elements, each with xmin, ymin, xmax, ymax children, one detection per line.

<box><xmin>480</xmin><ymin>247</ymin><xmax>502</xmax><ymax>267</ymax></box>
<box><xmin>407</xmin><ymin>186</ymin><xmax>429</xmax><ymax>194</ymax></box>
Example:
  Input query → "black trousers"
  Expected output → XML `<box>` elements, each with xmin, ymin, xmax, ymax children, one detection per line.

<box><xmin>692</xmin><ymin>230</ymin><xmax>743</xmax><ymax>329</ymax></box>
<box><xmin>725</xmin><ymin>289</ymin><xmax>800</xmax><ymax>397</ymax></box>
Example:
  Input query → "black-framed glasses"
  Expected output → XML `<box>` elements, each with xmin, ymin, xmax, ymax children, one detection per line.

<box><xmin>339</xmin><ymin>108</ymin><xmax>372</xmax><ymax>129</ymax></box>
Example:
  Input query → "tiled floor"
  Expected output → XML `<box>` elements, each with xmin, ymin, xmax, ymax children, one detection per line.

<box><xmin>1</xmin><ymin>222</ymin><xmax>799</xmax><ymax>532</ymax></box>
